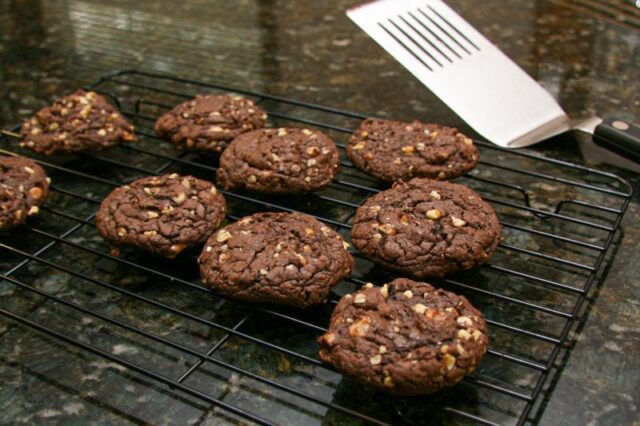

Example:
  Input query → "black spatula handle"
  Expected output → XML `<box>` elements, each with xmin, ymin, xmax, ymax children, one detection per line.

<box><xmin>594</xmin><ymin>118</ymin><xmax>640</xmax><ymax>164</ymax></box>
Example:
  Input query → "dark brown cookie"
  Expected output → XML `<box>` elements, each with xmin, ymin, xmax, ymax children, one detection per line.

<box><xmin>318</xmin><ymin>278</ymin><xmax>489</xmax><ymax>396</ymax></box>
<box><xmin>347</xmin><ymin>118</ymin><xmax>479</xmax><ymax>182</ymax></box>
<box><xmin>155</xmin><ymin>94</ymin><xmax>267</xmax><ymax>153</ymax></box>
<box><xmin>216</xmin><ymin>128</ymin><xmax>340</xmax><ymax>193</ymax></box>
<box><xmin>0</xmin><ymin>156</ymin><xmax>50</xmax><ymax>230</ymax></box>
<box><xmin>20</xmin><ymin>90</ymin><xmax>135</xmax><ymax>155</ymax></box>
<box><xmin>96</xmin><ymin>173</ymin><xmax>226</xmax><ymax>258</ymax></box>
<box><xmin>351</xmin><ymin>179</ymin><xmax>500</xmax><ymax>278</ymax></box>
<box><xmin>198</xmin><ymin>212</ymin><xmax>353</xmax><ymax>307</ymax></box>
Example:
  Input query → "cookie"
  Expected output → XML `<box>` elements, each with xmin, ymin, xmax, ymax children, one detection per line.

<box><xmin>199</xmin><ymin>212</ymin><xmax>353</xmax><ymax>307</ymax></box>
<box><xmin>351</xmin><ymin>179</ymin><xmax>500</xmax><ymax>278</ymax></box>
<box><xmin>155</xmin><ymin>94</ymin><xmax>267</xmax><ymax>153</ymax></box>
<box><xmin>347</xmin><ymin>118</ymin><xmax>478</xmax><ymax>182</ymax></box>
<box><xmin>20</xmin><ymin>90</ymin><xmax>135</xmax><ymax>155</ymax></box>
<box><xmin>0</xmin><ymin>156</ymin><xmax>50</xmax><ymax>230</ymax></box>
<box><xmin>216</xmin><ymin>128</ymin><xmax>340</xmax><ymax>193</ymax></box>
<box><xmin>96</xmin><ymin>173</ymin><xmax>226</xmax><ymax>258</ymax></box>
<box><xmin>318</xmin><ymin>278</ymin><xmax>489</xmax><ymax>396</ymax></box>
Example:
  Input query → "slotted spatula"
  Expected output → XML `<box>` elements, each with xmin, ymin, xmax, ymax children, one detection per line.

<box><xmin>347</xmin><ymin>0</ymin><xmax>640</xmax><ymax>161</ymax></box>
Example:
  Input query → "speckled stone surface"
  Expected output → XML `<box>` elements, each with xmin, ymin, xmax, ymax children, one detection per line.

<box><xmin>0</xmin><ymin>0</ymin><xmax>639</xmax><ymax>424</ymax></box>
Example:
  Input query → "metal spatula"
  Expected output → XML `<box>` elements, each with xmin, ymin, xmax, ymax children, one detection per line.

<box><xmin>347</xmin><ymin>0</ymin><xmax>640</xmax><ymax>161</ymax></box>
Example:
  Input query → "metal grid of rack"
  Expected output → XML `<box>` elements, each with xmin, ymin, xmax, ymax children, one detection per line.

<box><xmin>0</xmin><ymin>70</ymin><xmax>633</xmax><ymax>425</ymax></box>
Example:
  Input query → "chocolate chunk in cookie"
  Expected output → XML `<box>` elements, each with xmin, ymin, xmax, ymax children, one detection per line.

<box><xmin>347</xmin><ymin>118</ymin><xmax>478</xmax><ymax>182</ymax></box>
<box><xmin>318</xmin><ymin>278</ymin><xmax>489</xmax><ymax>396</ymax></box>
<box><xmin>155</xmin><ymin>94</ymin><xmax>267</xmax><ymax>153</ymax></box>
<box><xmin>96</xmin><ymin>174</ymin><xmax>226</xmax><ymax>258</ymax></box>
<box><xmin>216</xmin><ymin>128</ymin><xmax>340</xmax><ymax>193</ymax></box>
<box><xmin>351</xmin><ymin>179</ymin><xmax>500</xmax><ymax>278</ymax></box>
<box><xmin>0</xmin><ymin>156</ymin><xmax>50</xmax><ymax>230</ymax></box>
<box><xmin>20</xmin><ymin>90</ymin><xmax>135</xmax><ymax>155</ymax></box>
<box><xmin>199</xmin><ymin>212</ymin><xmax>353</xmax><ymax>307</ymax></box>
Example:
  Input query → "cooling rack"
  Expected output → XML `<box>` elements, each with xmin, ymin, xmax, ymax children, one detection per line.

<box><xmin>0</xmin><ymin>70</ymin><xmax>633</xmax><ymax>425</ymax></box>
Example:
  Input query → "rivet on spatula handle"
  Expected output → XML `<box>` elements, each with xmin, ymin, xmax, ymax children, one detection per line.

<box><xmin>594</xmin><ymin>118</ymin><xmax>640</xmax><ymax>164</ymax></box>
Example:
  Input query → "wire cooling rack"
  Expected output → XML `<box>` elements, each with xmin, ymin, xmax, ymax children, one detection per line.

<box><xmin>0</xmin><ymin>70</ymin><xmax>633</xmax><ymax>425</ymax></box>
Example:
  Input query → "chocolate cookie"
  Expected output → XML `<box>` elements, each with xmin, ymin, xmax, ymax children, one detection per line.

<box><xmin>216</xmin><ymin>128</ymin><xmax>340</xmax><ymax>193</ymax></box>
<box><xmin>347</xmin><ymin>118</ymin><xmax>478</xmax><ymax>182</ymax></box>
<box><xmin>318</xmin><ymin>278</ymin><xmax>489</xmax><ymax>396</ymax></box>
<box><xmin>20</xmin><ymin>90</ymin><xmax>135</xmax><ymax>155</ymax></box>
<box><xmin>351</xmin><ymin>179</ymin><xmax>500</xmax><ymax>278</ymax></box>
<box><xmin>199</xmin><ymin>212</ymin><xmax>353</xmax><ymax>307</ymax></box>
<box><xmin>155</xmin><ymin>94</ymin><xmax>267</xmax><ymax>153</ymax></box>
<box><xmin>0</xmin><ymin>156</ymin><xmax>50</xmax><ymax>230</ymax></box>
<box><xmin>96</xmin><ymin>173</ymin><xmax>226</xmax><ymax>258</ymax></box>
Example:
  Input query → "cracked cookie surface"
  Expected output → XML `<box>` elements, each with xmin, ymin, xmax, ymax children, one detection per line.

<box><xmin>351</xmin><ymin>178</ymin><xmax>500</xmax><ymax>278</ymax></box>
<box><xmin>216</xmin><ymin>128</ymin><xmax>340</xmax><ymax>193</ymax></box>
<box><xmin>0</xmin><ymin>156</ymin><xmax>50</xmax><ymax>230</ymax></box>
<box><xmin>318</xmin><ymin>278</ymin><xmax>489</xmax><ymax>395</ymax></box>
<box><xmin>96</xmin><ymin>173</ymin><xmax>226</xmax><ymax>258</ymax></box>
<box><xmin>20</xmin><ymin>90</ymin><xmax>135</xmax><ymax>155</ymax></box>
<box><xmin>198</xmin><ymin>212</ymin><xmax>353</xmax><ymax>307</ymax></box>
<box><xmin>155</xmin><ymin>94</ymin><xmax>267</xmax><ymax>153</ymax></box>
<box><xmin>347</xmin><ymin>118</ymin><xmax>478</xmax><ymax>182</ymax></box>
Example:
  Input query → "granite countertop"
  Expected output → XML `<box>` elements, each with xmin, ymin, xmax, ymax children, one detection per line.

<box><xmin>0</xmin><ymin>0</ymin><xmax>639</xmax><ymax>424</ymax></box>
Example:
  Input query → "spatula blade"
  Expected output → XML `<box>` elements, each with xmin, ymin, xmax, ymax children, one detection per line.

<box><xmin>347</xmin><ymin>0</ymin><xmax>569</xmax><ymax>147</ymax></box>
